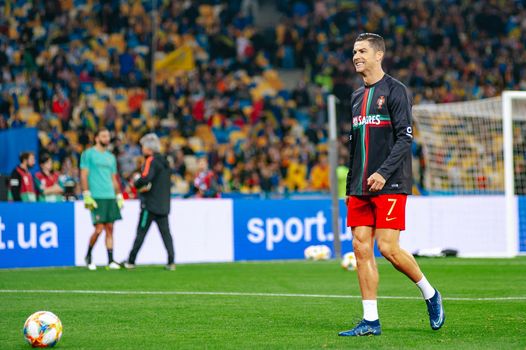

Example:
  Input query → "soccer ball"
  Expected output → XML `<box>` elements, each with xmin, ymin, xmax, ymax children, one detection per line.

<box><xmin>23</xmin><ymin>311</ymin><xmax>63</xmax><ymax>348</ymax></box>
<box><xmin>341</xmin><ymin>252</ymin><xmax>357</xmax><ymax>271</ymax></box>
<box><xmin>304</xmin><ymin>245</ymin><xmax>332</xmax><ymax>260</ymax></box>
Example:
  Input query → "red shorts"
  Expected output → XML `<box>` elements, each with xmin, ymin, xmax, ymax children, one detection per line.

<box><xmin>347</xmin><ymin>194</ymin><xmax>407</xmax><ymax>230</ymax></box>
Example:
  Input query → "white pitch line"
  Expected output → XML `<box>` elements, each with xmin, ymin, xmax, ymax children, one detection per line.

<box><xmin>0</xmin><ymin>289</ymin><xmax>525</xmax><ymax>301</ymax></box>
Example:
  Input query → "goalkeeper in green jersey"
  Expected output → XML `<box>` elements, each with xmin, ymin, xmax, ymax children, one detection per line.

<box><xmin>80</xmin><ymin>128</ymin><xmax>124</xmax><ymax>270</ymax></box>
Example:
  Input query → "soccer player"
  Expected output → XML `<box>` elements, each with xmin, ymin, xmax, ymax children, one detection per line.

<box><xmin>80</xmin><ymin>128</ymin><xmax>124</xmax><ymax>270</ymax></box>
<box><xmin>124</xmin><ymin>133</ymin><xmax>175</xmax><ymax>270</ymax></box>
<box><xmin>10</xmin><ymin>151</ymin><xmax>37</xmax><ymax>202</ymax></box>
<box><xmin>339</xmin><ymin>33</ymin><xmax>445</xmax><ymax>336</ymax></box>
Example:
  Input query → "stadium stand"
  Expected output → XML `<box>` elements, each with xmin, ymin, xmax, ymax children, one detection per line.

<box><xmin>1</xmin><ymin>0</ymin><xmax>525</xmax><ymax>198</ymax></box>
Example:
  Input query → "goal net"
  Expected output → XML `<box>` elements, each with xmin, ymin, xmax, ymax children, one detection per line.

<box><xmin>412</xmin><ymin>94</ymin><xmax>526</xmax><ymax>196</ymax></box>
<box><xmin>412</xmin><ymin>92</ymin><xmax>526</xmax><ymax>256</ymax></box>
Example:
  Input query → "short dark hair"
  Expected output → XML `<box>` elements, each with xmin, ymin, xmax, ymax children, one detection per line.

<box><xmin>39</xmin><ymin>153</ymin><xmax>51</xmax><ymax>164</ymax></box>
<box><xmin>355</xmin><ymin>33</ymin><xmax>385</xmax><ymax>52</ymax></box>
<box><xmin>93</xmin><ymin>128</ymin><xmax>109</xmax><ymax>142</ymax></box>
<box><xmin>94</xmin><ymin>128</ymin><xmax>109</xmax><ymax>138</ymax></box>
<box><xmin>19</xmin><ymin>151</ymin><xmax>34</xmax><ymax>163</ymax></box>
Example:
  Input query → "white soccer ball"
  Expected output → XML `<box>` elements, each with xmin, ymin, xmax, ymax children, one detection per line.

<box><xmin>341</xmin><ymin>252</ymin><xmax>357</xmax><ymax>271</ymax></box>
<box><xmin>304</xmin><ymin>245</ymin><xmax>316</xmax><ymax>259</ymax></box>
<box><xmin>23</xmin><ymin>311</ymin><xmax>63</xmax><ymax>348</ymax></box>
<box><xmin>304</xmin><ymin>245</ymin><xmax>331</xmax><ymax>260</ymax></box>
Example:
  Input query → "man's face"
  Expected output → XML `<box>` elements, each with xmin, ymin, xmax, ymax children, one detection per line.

<box><xmin>27</xmin><ymin>154</ymin><xmax>35</xmax><ymax>168</ymax></box>
<box><xmin>142</xmin><ymin>144</ymin><xmax>153</xmax><ymax>156</ymax></box>
<box><xmin>96</xmin><ymin>131</ymin><xmax>111</xmax><ymax>147</ymax></box>
<box><xmin>197</xmin><ymin>158</ymin><xmax>208</xmax><ymax>172</ymax></box>
<box><xmin>41</xmin><ymin>158</ymin><xmax>52</xmax><ymax>172</ymax></box>
<box><xmin>353</xmin><ymin>40</ymin><xmax>383</xmax><ymax>74</ymax></box>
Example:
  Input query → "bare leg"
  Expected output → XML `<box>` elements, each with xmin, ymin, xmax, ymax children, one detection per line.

<box><xmin>85</xmin><ymin>224</ymin><xmax>104</xmax><ymax>266</ymax></box>
<box><xmin>352</xmin><ymin>226</ymin><xmax>378</xmax><ymax>300</ymax></box>
<box><xmin>104</xmin><ymin>223</ymin><xmax>114</xmax><ymax>250</ymax></box>
<box><xmin>104</xmin><ymin>223</ymin><xmax>116</xmax><ymax>264</ymax></box>
<box><xmin>375</xmin><ymin>228</ymin><xmax>423</xmax><ymax>283</ymax></box>
<box><xmin>88</xmin><ymin>224</ymin><xmax>104</xmax><ymax>247</ymax></box>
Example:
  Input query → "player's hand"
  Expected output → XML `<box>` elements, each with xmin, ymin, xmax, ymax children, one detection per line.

<box><xmin>345</xmin><ymin>196</ymin><xmax>350</xmax><ymax>206</ymax></box>
<box><xmin>116</xmin><ymin>193</ymin><xmax>124</xmax><ymax>209</ymax></box>
<box><xmin>367</xmin><ymin>172</ymin><xmax>386</xmax><ymax>192</ymax></box>
<box><xmin>83</xmin><ymin>191</ymin><xmax>98</xmax><ymax>210</ymax></box>
<box><xmin>131</xmin><ymin>172</ymin><xmax>141</xmax><ymax>183</ymax></box>
<box><xmin>137</xmin><ymin>183</ymin><xmax>152</xmax><ymax>193</ymax></box>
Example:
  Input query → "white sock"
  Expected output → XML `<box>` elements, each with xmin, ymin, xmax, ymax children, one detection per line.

<box><xmin>362</xmin><ymin>300</ymin><xmax>378</xmax><ymax>321</ymax></box>
<box><xmin>416</xmin><ymin>276</ymin><xmax>436</xmax><ymax>300</ymax></box>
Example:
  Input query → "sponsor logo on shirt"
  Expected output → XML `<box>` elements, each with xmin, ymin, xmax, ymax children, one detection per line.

<box><xmin>352</xmin><ymin>115</ymin><xmax>382</xmax><ymax>128</ymax></box>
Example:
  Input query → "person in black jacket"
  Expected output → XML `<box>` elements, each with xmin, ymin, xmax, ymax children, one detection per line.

<box><xmin>339</xmin><ymin>33</ymin><xmax>444</xmax><ymax>337</ymax></box>
<box><xmin>124</xmin><ymin>133</ymin><xmax>175</xmax><ymax>270</ymax></box>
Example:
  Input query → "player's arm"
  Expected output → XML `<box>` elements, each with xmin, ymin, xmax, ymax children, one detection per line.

<box><xmin>80</xmin><ymin>168</ymin><xmax>97</xmax><ymax>209</ymax></box>
<box><xmin>345</xmin><ymin>135</ymin><xmax>355</xmax><ymax>204</ymax></box>
<box><xmin>111</xmin><ymin>156</ymin><xmax>124</xmax><ymax>208</ymax></box>
<box><xmin>375</xmin><ymin>84</ymin><xmax>413</xmax><ymax>182</ymax></box>
<box><xmin>9</xmin><ymin>170</ymin><xmax>22</xmax><ymax>201</ymax></box>
<box><xmin>112</xmin><ymin>174</ymin><xmax>121</xmax><ymax>195</ymax></box>
<box><xmin>80</xmin><ymin>152</ymin><xmax>98</xmax><ymax>209</ymax></box>
<box><xmin>80</xmin><ymin>168</ymin><xmax>89</xmax><ymax>193</ymax></box>
<box><xmin>134</xmin><ymin>156</ymin><xmax>157</xmax><ymax>189</ymax></box>
<box><xmin>345</xmin><ymin>97</ymin><xmax>356</xmax><ymax>204</ymax></box>
<box><xmin>52</xmin><ymin>176</ymin><xmax>65</xmax><ymax>195</ymax></box>
<box><xmin>41</xmin><ymin>177</ymin><xmax>64</xmax><ymax>195</ymax></box>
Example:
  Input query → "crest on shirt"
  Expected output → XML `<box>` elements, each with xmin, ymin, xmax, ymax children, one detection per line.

<box><xmin>376</xmin><ymin>96</ymin><xmax>385</xmax><ymax>110</ymax></box>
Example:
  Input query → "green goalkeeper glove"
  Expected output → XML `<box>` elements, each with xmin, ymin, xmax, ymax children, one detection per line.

<box><xmin>83</xmin><ymin>191</ymin><xmax>98</xmax><ymax>210</ymax></box>
<box><xmin>116</xmin><ymin>193</ymin><xmax>124</xmax><ymax>209</ymax></box>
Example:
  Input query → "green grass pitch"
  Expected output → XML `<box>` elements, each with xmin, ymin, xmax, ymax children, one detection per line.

<box><xmin>1</xmin><ymin>258</ymin><xmax>525</xmax><ymax>349</ymax></box>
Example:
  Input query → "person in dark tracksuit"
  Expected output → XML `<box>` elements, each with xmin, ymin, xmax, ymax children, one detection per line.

<box><xmin>124</xmin><ymin>133</ymin><xmax>175</xmax><ymax>270</ymax></box>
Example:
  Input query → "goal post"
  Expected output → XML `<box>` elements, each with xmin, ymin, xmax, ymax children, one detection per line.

<box><xmin>327</xmin><ymin>94</ymin><xmax>341</xmax><ymax>259</ymax></box>
<box><xmin>412</xmin><ymin>91</ymin><xmax>526</xmax><ymax>257</ymax></box>
<box><xmin>503</xmin><ymin>91</ymin><xmax>526</xmax><ymax>256</ymax></box>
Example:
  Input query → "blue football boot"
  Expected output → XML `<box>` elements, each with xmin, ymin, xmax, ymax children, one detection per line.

<box><xmin>338</xmin><ymin>319</ymin><xmax>381</xmax><ymax>336</ymax></box>
<box><xmin>426</xmin><ymin>289</ymin><xmax>445</xmax><ymax>330</ymax></box>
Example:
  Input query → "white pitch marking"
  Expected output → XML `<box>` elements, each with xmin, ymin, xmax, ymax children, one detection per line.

<box><xmin>0</xmin><ymin>289</ymin><xmax>525</xmax><ymax>301</ymax></box>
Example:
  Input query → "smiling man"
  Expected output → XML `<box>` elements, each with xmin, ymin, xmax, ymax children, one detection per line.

<box><xmin>339</xmin><ymin>33</ymin><xmax>445</xmax><ymax>336</ymax></box>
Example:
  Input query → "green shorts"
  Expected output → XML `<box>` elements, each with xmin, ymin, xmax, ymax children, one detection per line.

<box><xmin>91</xmin><ymin>198</ymin><xmax>122</xmax><ymax>224</ymax></box>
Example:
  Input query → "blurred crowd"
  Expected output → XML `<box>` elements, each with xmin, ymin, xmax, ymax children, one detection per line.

<box><xmin>1</xmin><ymin>0</ymin><xmax>525</xmax><ymax>199</ymax></box>
<box><xmin>275</xmin><ymin>0</ymin><xmax>526</xmax><ymax>103</ymax></box>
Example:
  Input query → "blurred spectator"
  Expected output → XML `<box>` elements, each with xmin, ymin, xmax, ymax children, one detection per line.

<box><xmin>310</xmin><ymin>153</ymin><xmax>330</xmax><ymax>191</ymax></box>
<box><xmin>0</xmin><ymin>92</ymin><xmax>11</xmax><ymax>121</ymax></box>
<box><xmin>59</xmin><ymin>156</ymin><xmax>79</xmax><ymax>201</ymax></box>
<box><xmin>103</xmin><ymin>97</ymin><xmax>119</xmax><ymax>131</ymax></box>
<box><xmin>29</xmin><ymin>80</ymin><xmax>48</xmax><ymax>114</ymax></box>
<box><xmin>285</xmin><ymin>156</ymin><xmax>307</xmax><ymax>191</ymax></box>
<box><xmin>35</xmin><ymin>153</ymin><xmax>64</xmax><ymax>202</ymax></box>
<box><xmin>10</xmin><ymin>152</ymin><xmax>37</xmax><ymax>202</ymax></box>
<box><xmin>51</xmin><ymin>90</ymin><xmax>71</xmax><ymax>131</ymax></box>
<box><xmin>190</xmin><ymin>157</ymin><xmax>221</xmax><ymax>198</ymax></box>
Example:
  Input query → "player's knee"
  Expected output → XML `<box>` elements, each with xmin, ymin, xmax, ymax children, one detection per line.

<box><xmin>378</xmin><ymin>242</ymin><xmax>398</xmax><ymax>261</ymax></box>
<box><xmin>352</xmin><ymin>239</ymin><xmax>372</xmax><ymax>259</ymax></box>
